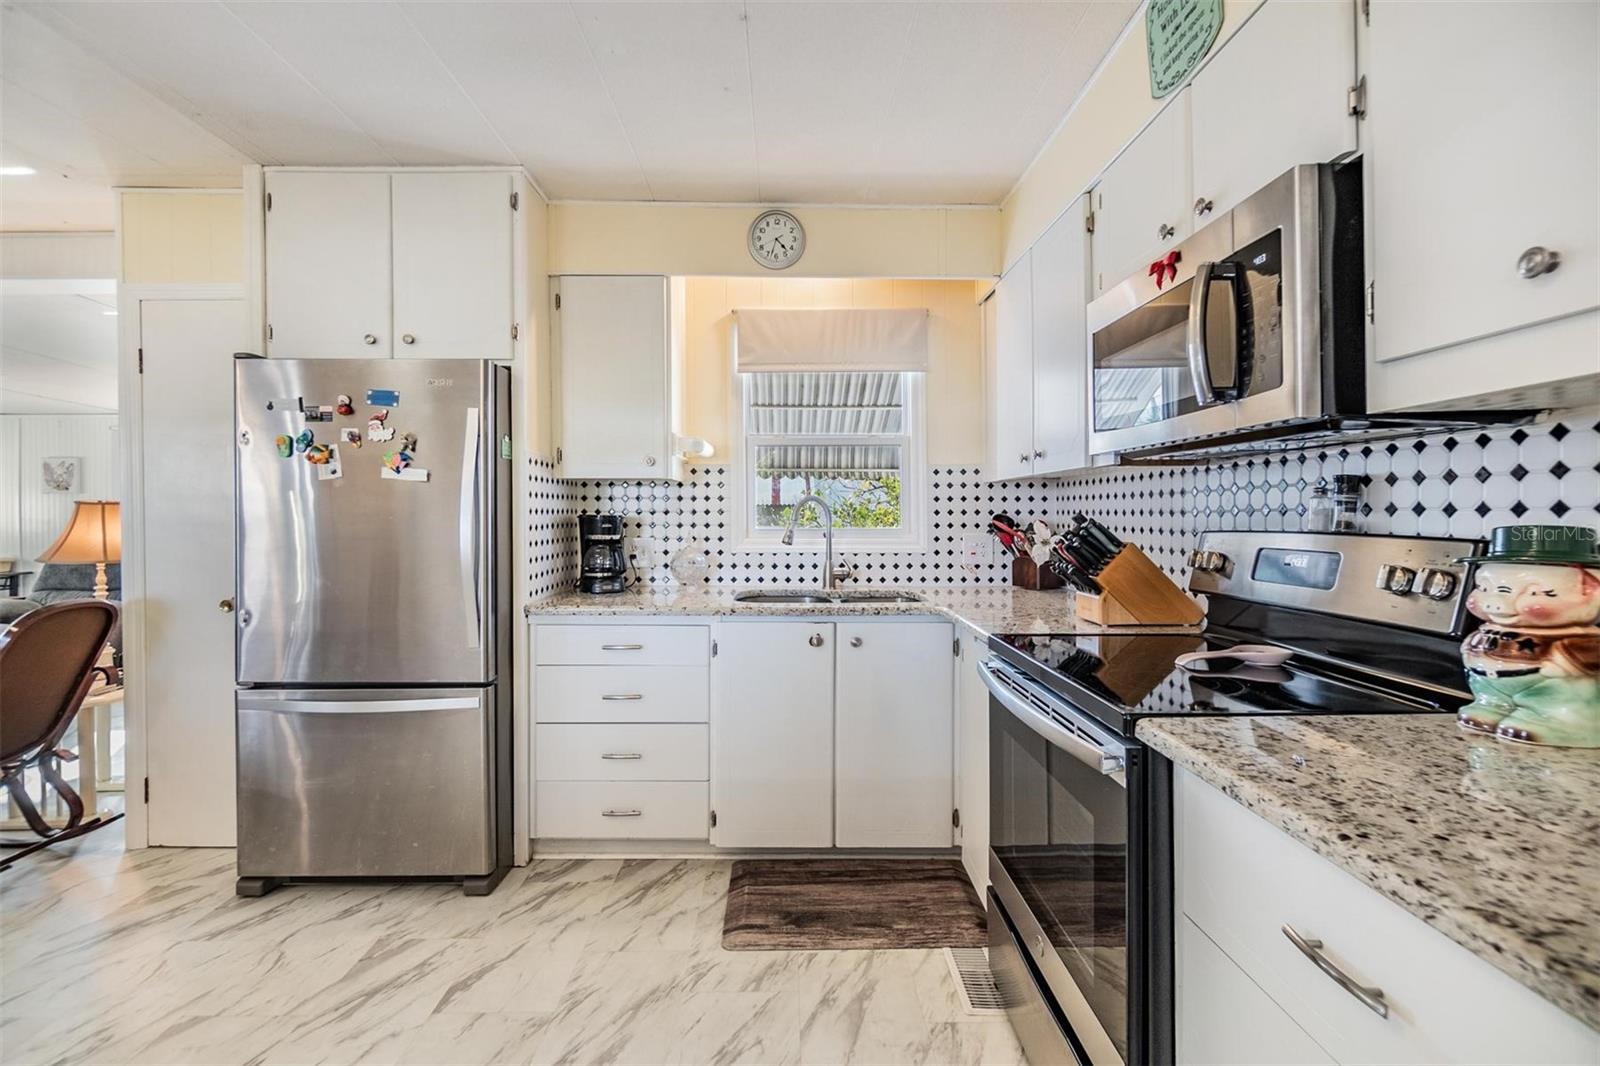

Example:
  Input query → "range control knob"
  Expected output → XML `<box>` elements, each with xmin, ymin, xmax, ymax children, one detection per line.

<box><xmin>1417</xmin><ymin>567</ymin><xmax>1459</xmax><ymax>601</ymax></box>
<box><xmin>1188</xmin><ymin>549</ymin><xmax>1229</xmax><ymax>573</ymax></box>
<box><xmin>1376</xmin><ymin>564</ymin><xmax>1418</xmax><ymax>596</ymax></box>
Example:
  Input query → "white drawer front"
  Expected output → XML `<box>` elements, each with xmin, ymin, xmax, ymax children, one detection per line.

<box><xmin>535</xmin><ymin>781</ymin><xmax>708</xmax><ymax>840</ymax></box>
<box><xmin>535</xmin><ymin>625</ymin><xmax>708</xmax><ymax>666</ymax></box>
<box><xmin>1177</xmin><ymin>769</ymin><xmax>1598</xmax><ymax>1065</ymax></box>
<box><xmin>536</xmin><ymin>724</ymin><xmax>707</xmax><ymax>782</ymax></box>
<box><xmin>535</xmin><ymin>666</ymin><xmax>708</xmax><ymax>723</ymax></box>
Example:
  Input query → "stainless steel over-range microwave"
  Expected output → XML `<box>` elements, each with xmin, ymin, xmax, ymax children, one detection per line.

<box><xmin>1087</xmin><ymin>163</ymin><xmax>1370</xmax><ymax>459</ymax></box>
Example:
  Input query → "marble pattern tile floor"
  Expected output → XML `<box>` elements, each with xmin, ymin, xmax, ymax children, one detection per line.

<box><xmin>1</xmin><ymin>833</ymin><xmax>1023</xmax><ymax>1066</ymax></box>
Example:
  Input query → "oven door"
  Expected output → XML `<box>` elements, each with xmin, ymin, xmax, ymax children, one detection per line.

<box><xmin>983</xmin><ymin>658</ymin><xmax>1140</xmax><ymax>1066</ymax></box>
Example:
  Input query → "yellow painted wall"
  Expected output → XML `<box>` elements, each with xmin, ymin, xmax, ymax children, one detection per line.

<box><xmin>682</xmin><ymin>276</ymin><xmax>986</xmax><ymax>466</ymax></box>
<box><xmin>119</xmin><ymin>190</ymin><xmax>243</xmax><ymax>284</ymax></box>
<box><xmin>1000</xmin><ymin>0</ymin><xmax>1263</xmax><ymax>272</ymax></box>
<box><xmin>550</xmin><ymin>203</ymin><xmax>999</xmax><ymax>280</ymax></box>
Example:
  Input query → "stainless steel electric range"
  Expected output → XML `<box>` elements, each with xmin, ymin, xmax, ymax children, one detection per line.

<box><xmin>982</xmin><ymin>530</ymin><xmax>1485</xmax><ymax>1066</ymax></box>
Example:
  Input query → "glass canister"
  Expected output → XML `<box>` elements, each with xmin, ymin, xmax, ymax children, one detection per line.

<box><xmin>1305</xmin><ymin>481</ymin><xmax>1335</xmax><ymax>532</ymax></box>
<box><xmin>1330</xmin><ymin>474</ymin><xmax>1364</xmax><ymax>532</ymax></box>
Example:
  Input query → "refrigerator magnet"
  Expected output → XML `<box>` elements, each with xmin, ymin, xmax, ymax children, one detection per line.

<box><xmin>400</xmin><ymin>431</ymin><xmax>417</xmax><ymax>453</ymax></box>
<box><xmin>381</xmin><ymin>449</ymin><xmax>412</xmax><ymax>472</ymax></box>
<box><xmin>274</xmin><ymin>434</ymin><xmax>294</xmax><ymax>458</ymax></box>
<box><xmin>294</xmin><ymin>429</ymin><xmax>315</xmax><ymax>453</ymax></box>
<box><xmin>367</xmin><ymin>411</ymin><xmax>394</xmax><ymax>442</ymax></box>
<box><xmin>339</xmin><ymin>427</ymin><xmax>362</xmax><ymax>449</ymax></box>
<box><xmin>335</xmin><ymin>394</ymin><xmax>354</xmax><ymax>416</ymax></box>
<box><xmin>365</xmin><ymin>388</ymin><xmax>400</xmax><ymax>407</ymax></box>
<box><xmin>380</xmin><ymin>466</ymin><xmax>429</xmax><ymax>483</ymax></box>
<box><xmin>317</xmin><ymin>445</ymin><xmax>343</xmax><ymax>481</ymax></box>
<box><xmin>305</xmin><ymin>443</ymin><xmax>332</xmax><ymax>465</ymax></box>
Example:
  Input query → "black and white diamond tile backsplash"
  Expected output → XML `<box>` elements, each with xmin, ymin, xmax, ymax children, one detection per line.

<box><xmin>525</xmin><ymin>410</ymin><xmax>1600</xmax><ymax>601</ymax></box>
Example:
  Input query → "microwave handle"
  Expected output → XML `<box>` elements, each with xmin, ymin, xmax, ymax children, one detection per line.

<box><xmin>1185</xmin><ymin>261</ymin><xmax>1239</xmax><ymax>406</ymax></box>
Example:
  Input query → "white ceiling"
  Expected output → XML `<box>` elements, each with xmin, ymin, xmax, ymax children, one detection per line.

<box><xmin>1</xmin><ymin>0</ymin><xmax>1138</xmax><ymax>229</ymax></box>
<box><xmin>0</xmin><ymin>289</ymin><xmax>120</xmax><ymax>413</ymax></box>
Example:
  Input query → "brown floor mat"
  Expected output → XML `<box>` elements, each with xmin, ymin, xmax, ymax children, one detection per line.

<box><xmin>722</xmin><ymin>858</ymin><xmax>987</xmax><ymax>951</ymax></box>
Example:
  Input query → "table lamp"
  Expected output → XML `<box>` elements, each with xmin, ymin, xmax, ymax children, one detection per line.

<box><xmin>37</xmin><ymin>500</ymin><xmax>121</xmax><ymax>599</ymax></box>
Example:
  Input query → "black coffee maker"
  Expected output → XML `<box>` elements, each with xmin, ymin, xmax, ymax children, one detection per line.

<box><xmin>578</xmin><ymin>514</ymin><xmax>628</xmax><ymax>594</ymax></box>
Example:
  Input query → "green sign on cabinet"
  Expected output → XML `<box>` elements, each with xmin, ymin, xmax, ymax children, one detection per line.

<box><xmin>1146</xmin><ymin>0</ymin><xmax>1223</xmax><ymax>98</ymax></box>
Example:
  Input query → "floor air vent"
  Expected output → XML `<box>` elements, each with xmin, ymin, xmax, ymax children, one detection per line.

<box><xmin>945</xmin><ymin>946</ymin><xmax>1006</xmax><ymax>1014</ymax></box>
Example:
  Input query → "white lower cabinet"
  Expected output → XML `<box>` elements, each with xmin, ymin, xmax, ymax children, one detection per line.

<box><xmin>834</xmin><ymin>621</ymin><xmax>953</xmax><ymax>848</ymax></box>
<box><xmin>709</xmin><ymin>620</ymin><xmax>836</xmax><ymax>848</ymax></box>
<box><xmin>956</xmin><ymin>631</ymin><xmax>991</xmax><ymax>890</ymax></box>
<box><xmin>1176</xmin><ymin>768</ymin><xmax>1599</xmax><ymax>1064</ymax></box>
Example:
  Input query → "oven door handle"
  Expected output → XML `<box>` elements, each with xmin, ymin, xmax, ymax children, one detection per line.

<box><xmin>981</xmin><ymin>660</ymin><xmax>1127</xmax><ymax>780</ymax></box>
<box><xmin>1185</xmin><ymin>261</ymin><xmax>1240</xmax><ymax>407</ymax></box>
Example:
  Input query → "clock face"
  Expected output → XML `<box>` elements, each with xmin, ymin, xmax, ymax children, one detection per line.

<box><xmin>748</xmin><ymin>210</ymin><xmax>805</xmax><ymax>270</ymax></box>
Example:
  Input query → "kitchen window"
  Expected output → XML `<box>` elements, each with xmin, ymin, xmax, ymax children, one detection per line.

<box><xmin>733</xmin><ymin>369</ymin><xmax>927</xmax><ymax>551</ymax></box>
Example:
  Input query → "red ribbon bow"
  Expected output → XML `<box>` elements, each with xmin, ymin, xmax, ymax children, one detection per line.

<box><xmin>1148</xmin><ymin>250</ymin><xmax>1181</xmax><ymax>289</ymax></box>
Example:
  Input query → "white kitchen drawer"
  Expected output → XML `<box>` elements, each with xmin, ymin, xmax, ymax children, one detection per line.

<box><xmin>536</xmin><ymin>724</ymin><xmax>707</xmax><ymax>782</ymax></box>
<box><xmin>1178</xmin><ymin>915</ymin><xmax>1333</xmax><ymax>1065</ymax></box>
<box><xmin>534</xmin><ymin>666</ymin><xmax>708</xmax><ymax>723</ymax></box>
<box><xmin>535</xmin><ymin>624</ymin><xmax>708</xmax><ymax>666</ymax></box>
<box><xmin>1177</xmin><ymin>769</ymin><xmax>1598</xmax><ymax>1064</ymax></box>
<box><xmin>535</xmin><ymin>781</ymin><xmax>707</xmax><ymax>840</ymax></box>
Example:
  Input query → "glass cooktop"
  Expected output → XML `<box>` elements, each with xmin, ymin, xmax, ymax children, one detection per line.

<box><xmin>989</xmin><ymin>631</ymin><xmax>1458</xmax><ymax>726</ymax></box>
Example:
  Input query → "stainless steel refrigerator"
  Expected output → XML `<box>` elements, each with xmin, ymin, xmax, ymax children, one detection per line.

<box><xmin>232</xmin><ymin>357</ymin><xmax>512</xmax><ymax>897</ymax></box>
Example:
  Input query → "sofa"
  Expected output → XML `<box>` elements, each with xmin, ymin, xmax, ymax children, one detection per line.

<box><xmin>0</xmin><ymin>563</ymin><xmax>122</xmax><ymax>649</ymax></box>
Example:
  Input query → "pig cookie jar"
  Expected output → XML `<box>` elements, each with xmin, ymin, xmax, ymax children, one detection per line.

<box><xmin>1459</xmin><ymin>525</ymin><xmax>1600</xmax><ymax>748</ymax></box>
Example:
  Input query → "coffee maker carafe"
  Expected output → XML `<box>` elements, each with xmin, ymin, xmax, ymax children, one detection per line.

<box><xmin>578</xmin><ymin>514</ymin><xmax>628</xmax><ymax>594</ymax></box>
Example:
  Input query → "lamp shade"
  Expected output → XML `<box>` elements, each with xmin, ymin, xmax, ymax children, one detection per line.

<box><xmin>37</xmin><ymin>500</ymin><xmax>121</xmax><ymax>565</ymax></box>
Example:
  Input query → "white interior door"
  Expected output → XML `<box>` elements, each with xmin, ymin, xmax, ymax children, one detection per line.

<box><xmin>391</xmin><ymin>171</ymin><xmax>513</xmax><ymax>360</ymax></box>
<box><xmin>139</xmin><ymin>297</ymin><xmax>243</xmax><ymax>846</ymax></box>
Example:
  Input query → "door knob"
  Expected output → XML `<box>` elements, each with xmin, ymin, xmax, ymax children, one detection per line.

<box><xmin>1194</xmin><ymin>197</ymin><xmax>1214</xmax><ymax>217</ymax></box>
<box><xmin>401</xmin><ymin>333</ymin><xmax>416</xmax><ymax>345</ymax></box>
<box><xmin>363</xmin><ymin>333</ymin><xmax>378</xmax><ymax>345</ymax></box>
<box><xmin>1157</xmin><ymin>223</ymin><xmax>1176</xmax><ymax>240</ymax></box>
<box><xmin>218</xmin><ymin>598</ymin><xmax>234</xmax><ymax>614</ymax></box>
<box><xmin>1516</xmin><ymin>246</ymin><xmax>1561</xmax><ymax>279</ymax></box>
<box><xmin>850</xmin><ymin>636</ymin><xmax>863</xmax><ymax>648</ymax></box>
<box><xmin>808</xmin><ymin>634</ymin><xmax>825</xmax><ymax>647</ymax></box>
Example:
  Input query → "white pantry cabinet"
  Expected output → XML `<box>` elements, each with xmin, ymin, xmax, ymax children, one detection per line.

<box><xmin>265</xmin><ymin>168</ymin><xmax>520</xmax><ymax>361</ymax></box>
<box><xmin>1176</xmin><ymin>769</ymin><xmax>1599</xmax><ymax>1064</ymax></box>
<box><xmin>709</xmin><ymin>620</ymin><xmax>836</xmax><ymax>847</ymax></box>
<box><xmin>554</xmin><ymin>275</ymin><xmax>686</xmax><ymax>481</ymax></box>
<box><xmin>264</xmin><ymin>171</ymin><xmax>392</xmax><ymax>359</ymax></box>
<box><xmin>1189</xmin><ymin>0</ymin><xmax>1357</xmax><ymax>222</ymax></box>
<box><xmin>988</xmin><ymin>256</ymin><xmax>1036</xmax><ymax>481</ymax></box>
<box><xmin>1091</xmin><ymin>91</ymin><xmax>1191</xmax><ymax>296</ymax></box>
<box><xmin>1364</xmin><ymin>0</ymin><xmax>1600</xmax><ymax>411</ymax></box>
<box><xmin>834</xmin><ymin>621</ymin><xmax>954</xmax><ymax>848</ymax></box>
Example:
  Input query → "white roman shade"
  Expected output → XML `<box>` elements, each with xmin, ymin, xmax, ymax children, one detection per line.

<box><xmin>733</xmin><ymin>308</ymin><xmax>929</xmax><ymax>373</ymax></box>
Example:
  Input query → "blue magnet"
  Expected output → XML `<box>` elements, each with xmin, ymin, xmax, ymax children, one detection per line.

<box><xmin>366</xmin><ymin>389</ymin><xmax>400</xmax><ymax>407</ymax></box>
<box><xmin>295</xmin><ymin>429</ymin><xmax>314</xmax><ymax>453</ymax></box>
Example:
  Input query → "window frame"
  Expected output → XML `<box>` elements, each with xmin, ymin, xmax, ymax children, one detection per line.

<box><xmin>730</xmin><ymin>370</ymin><xmax>929</xmax><ymax>554</ymax></box>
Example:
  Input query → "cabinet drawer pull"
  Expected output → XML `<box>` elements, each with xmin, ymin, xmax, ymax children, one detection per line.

<box><xmin>601</xmin><ymin>809</ymin><xmax>643</xmax><ymax>817</ymax></box>
<box><xmin>1282</xmin><ymin>924</ymin><xmax>1389</xmax><ymax>1018</ymax></box>
<box><xmin>600</xmin><ymin>643</ymin><xmax>644</xmax><ymax>651</ymax></box>
<box><xmin>601</xmin><ymin>694</ymin><xmax>644</xmax><ymax>701</ymax></box>
<box><xmin>600</xmin><ymin>752</ymin><xmax>643</xmax><ymax>760</ymax></box>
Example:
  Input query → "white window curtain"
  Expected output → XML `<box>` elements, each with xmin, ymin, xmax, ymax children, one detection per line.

<box><xmin>732</xmin><ymin>308</ymin><xmax>929</xmax><ymax>373</ymax></box>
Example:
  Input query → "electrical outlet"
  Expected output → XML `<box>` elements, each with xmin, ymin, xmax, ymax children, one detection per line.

<box><xmin>961</xmin><ymin>535</ymin><xmax>994</xmax><ymax>566</ymax></box>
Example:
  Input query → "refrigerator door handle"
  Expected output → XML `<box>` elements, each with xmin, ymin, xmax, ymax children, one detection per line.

<box><xmin>460</xmin><ymin>406</ymin><xmax>481</xmax><ymax>651</ymax></box>
<box><xmin>236</xmin><ymin>696</ymin><xmax>481</xmax><ymax>714</ymax></box>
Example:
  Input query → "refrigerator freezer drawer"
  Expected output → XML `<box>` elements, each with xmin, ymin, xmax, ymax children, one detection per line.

<box><xmin>237</xmin><ymin>688</ymin><xmax>495</xmax><ymax>878</ymax></box>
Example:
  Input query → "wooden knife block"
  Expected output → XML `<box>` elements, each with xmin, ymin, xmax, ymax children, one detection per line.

<box><xmin>1075</xmin><ymin>545</ymin><xmax>1205</xmax><ymax>627</ymax></box>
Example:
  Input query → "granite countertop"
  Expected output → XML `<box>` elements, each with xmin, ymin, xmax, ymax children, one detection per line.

<box><xmin>526</xmin><ymin>585</ymin><xmax>1197</xmax><ymax>640</ymax></box>
<box><xmin>1138</xmin><ymin>714</ymin><xmax>1600</xmax><ymax>1030</ymax></box>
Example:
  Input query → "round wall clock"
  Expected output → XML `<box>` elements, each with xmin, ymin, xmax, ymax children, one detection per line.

<box><xmin>748</xmin><ymin>209</ymin><xmax>805</xmax><ymax>270</ymax></box>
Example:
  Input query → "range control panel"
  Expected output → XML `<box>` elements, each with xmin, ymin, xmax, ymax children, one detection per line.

<box><xmin>1186</xmin><ymin>531</ymin><xmax>1485</xmax><ymax>635</ymax></box>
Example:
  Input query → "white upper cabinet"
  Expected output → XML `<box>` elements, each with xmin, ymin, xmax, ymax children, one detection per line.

<box><xmin>391</xmin><ymin>171</ymin><xmax>514</xmax><ymax>361</ymax></box>
<box><xmin>710</xmin><ymin>621</ymin><xmax>835</xmax><ymax>848</ymax></box>
<box><xmin>555</xmin><ymin>275</ymin><xmax>684</xmax><ymax>481</ymax></box>
<box><xmin>1190</xmin><ymin>0</ymin><xmax>1357</xmax><ymax>222</ymax></box>
<box><xmin>834</xmin><ymin>621</ymin><xmax>953</xmax><ymax>848</ymax></box>
<box><xmin>1092</xmin><ymin>91</ymin><xmax>1191</xmax><ymax>296</ymax></box>
<box><xmin>1030</xmin><ymin>196</ymin><xmax>1091</xmax><ymax>476</ymax></box>
<box><xmin>1365</xmin><ymin>0</ymin><xmax>1599</xmax><ymax>410</ymax></box>
<box><xmin>990</xmin><ymin>255</ymin><xmax>1036</xmax><ymax>481</ymax></box>
<box><xmin>265</xmin><ymin>171</ymin><xmax>392</xmax><ymax>359</ymax></box>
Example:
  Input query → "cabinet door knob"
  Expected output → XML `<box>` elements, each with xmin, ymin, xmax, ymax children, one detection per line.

<box><xmin>1157</xmin><ymin>223</ymin><xmax>1176</xmax><ymax>241</ymax></box>
<box><xmin>1194</xmin><ymin>197</ymin><xmax>1214</xmax><ymax>217</ymax></box>
<box><xmin>1033</xmin><ymin>449</ymin><xmax>1045</xmax><ymax>459</ymax></box>
<box><xmin>644</xmin><ymin>456</ymin><xmax>657</xmax><ymax>467</ymax></box>
<box><xmin>1019</xmin><ymin>453</ymin><xmax>1030</xmax><ymax>464</ymax></box>
<box><xmin>850</xmin><ymin>636</ymin><xmax>863</xmax><ymax>648</ymax></box>
<box><xmin>1516</xmin><ymin>246</ymin><xmax>1561</xmax><ymax>279</ymax></box>
<box><xmin>218</xmin><ymin>598</ymin><xmax>234</xmax><ymax>614</ymax></box>
<box><xmin>363</xmin><ymin>333</ymin><xmax>378</xmax><ymax>345</ymax></box>
<box><xmin>809</xmin><ymin>633</ymin><xmax>825</xmax><ymax>648</ymax></box>
<box><xmin>401</xmin><ymin>333</ymin><xmax>416</xmax><ymax>345</ymax></box>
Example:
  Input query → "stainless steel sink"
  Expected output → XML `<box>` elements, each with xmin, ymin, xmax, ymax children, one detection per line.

<box><xmin>733</xmin><ymin>590</ymin><xmax>834</xmax><ymax>604</ymax></box>
<box><xmin>832</xmin><ymin>591</ymin><xmax>923</xmax><ymax>603</ymax></box>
